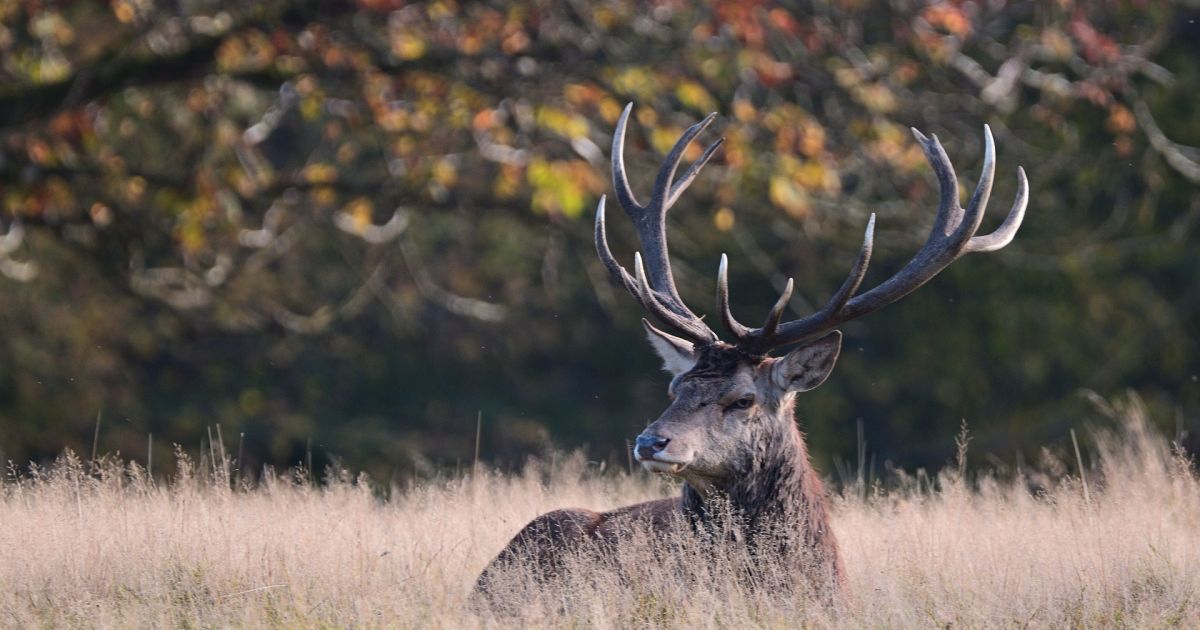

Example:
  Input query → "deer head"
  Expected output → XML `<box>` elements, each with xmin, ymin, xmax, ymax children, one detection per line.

<box><xmin>595</xmin><ymin>104</ymin><xmax>1028</xmax><ymax>489</ymax></box>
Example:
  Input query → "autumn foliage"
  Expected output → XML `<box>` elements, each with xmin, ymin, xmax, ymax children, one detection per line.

<box><xmin>0</xmin><ymin>2</ymin><xmax>1196</xmax><ymax>480</ymax></box>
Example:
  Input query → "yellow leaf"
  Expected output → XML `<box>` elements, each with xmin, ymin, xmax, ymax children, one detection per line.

<box><xmin>769</xmin><ymin>175</ymin><xmax>809</xmax><ymax>219</ymax></box>
<box><xmin>1106</xmin><ymin>104</ymin><xmax>1136</xmax><ymax>134</ymax></box>
<box><xmin>392</xmin><ymin>34</ymin><xmax>426</xmax><ymax>60</ymax></box>
<box><xmin>432</xmin><ymin>158</ymin><xmax>458</xmax><ymax>187</ymax></box>
<box><xmin>635</xmin><ymin>107</ymin><xmax>657</xmax><ymax>128</ymax></box>
<box><xmin>922</xmin><ymin>6</ymin><xmax>972</xmax><ymax>37</ymax></box>
<box><xmin>126</xmin><ymin>176</ymin><xmax>147</xmax><ymax>201</ymax></box>
<box><xmin>1041</xmin><ymin>28</ymin><xmax>1074</xmax><ymax>61</ymax></box>
<box><xmin>179</xmin><ymin>221</ymin><xmax>205</xmax><ymax>254</ymax></box>
<box><xmin>300</xmin><ymin>95</ymin><xmax>323</xmax><ymax>121</ymax></box>
<box><xmin>675</xmin><ymin>81</ymin><xmax>717</xmax><ymax>114</ymax></box>
<box><xmin>564</xmin><ymin>83</ymin><xmax>601</xmax><ymax>106</ymax></box>
<box><xmin>612</xmin><ymin>67</ymin><xmax>658</xmax><ymax>99</ymax></box>
<box><xmin>113</xmin><ymin>1</ymin><xmax>135</xmax><ymax>23</ymax></box>
<box><xmin>535</xmin><ymin>107</ymin><xmax>589</xmax><ymax>140</ymax></box>
<box><xmin>598</xmin><ymin>98</ymin><xmax>623</xmax><ymax>124</ymax></box>
<box><xmin>310</xmin><ymin>186</ymin><xmax>336</xmax><ymax>206</ymax></box>
<box><xmin>794</xmin><ymin>161</ymin><xmax>827</xmax><ymax>191</ymax></box>
<box><xmin>733</xmin><ymin>99</ymin><xmax>757</xmax><ymax>122</ymax></box>
<box><xmin>302</xmin><ymin>164</ymin><xmax>336</xmax><ymax>184</ymax></box>
<box><xmin>713</xmin><ymin>207</ymin><xmax>735</xmax><ymax>232</ymax></box>
<box><xmin>527</xmin><ymin>158</ymin><xmax>554</xmax><ymax>188</ymax></box>
<box><xmin>593</xmin><ymin>7</ymin><xmax>617</xmax><ymax>28</ymax></box>
<box><xmin>493</xmin><ymin>164</ymin><xmax>523</xmax><ymax>199</ymax></box>
<box><xmin>557</xmin><ymin>185</ymin><xmax>585</xmax><ymax>219</ymax></box>
<box><xmin>855</xmin><ymin>84</ymin><xmax>896</xmax><ymax>114</ymax></box>
<box><xmin>798</xmin><ymin>124</ymin><xmax>826</xmax><ymax>157</ymax></box>
<box><xmin>526</xmin><ymin>159</ymin><xmax>598</xmax><ymax>218</ymax></box>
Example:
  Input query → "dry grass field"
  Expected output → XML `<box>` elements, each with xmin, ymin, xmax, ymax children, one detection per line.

<box><xmin>2</xmin><ymin>399</ymin><xmax>1198</xmax><ymax>628</ymax></box>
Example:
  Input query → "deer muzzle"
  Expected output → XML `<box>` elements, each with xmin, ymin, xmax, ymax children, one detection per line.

<box><xmin>633</xmin><ymin>432</ymin><xmax>689</xmax><ymax>473</ymax></box>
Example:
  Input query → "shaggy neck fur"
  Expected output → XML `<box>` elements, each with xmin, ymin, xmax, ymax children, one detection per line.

<box><xmin>679</xmin><ymin>389</ymin><xmax>844</xmax><ymax>591</ymax></box>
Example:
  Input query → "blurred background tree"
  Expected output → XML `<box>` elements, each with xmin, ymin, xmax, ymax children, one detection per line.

<box><xmin>1</xmin><ymin>0</ymin><xmax>1197</xmax><ymax>482</ymax></box>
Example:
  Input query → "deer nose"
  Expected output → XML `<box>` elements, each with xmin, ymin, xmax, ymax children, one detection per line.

<box><xmin>634</xmin><ymin>434</ymin><xmax>670</xmax><ymax>460</ymax></box>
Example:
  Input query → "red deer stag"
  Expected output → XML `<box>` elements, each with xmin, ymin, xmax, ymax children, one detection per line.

<box><xmin>477</xmin><ymin>104</ymin><xmax>1028</xmax><ymax>596</ymax></box>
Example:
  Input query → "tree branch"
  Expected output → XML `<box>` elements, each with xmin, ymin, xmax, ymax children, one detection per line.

<box><xmin>1132</xmin><ymin>97</ymin><xmax>1200</xmax><ymax>183</ymax></box>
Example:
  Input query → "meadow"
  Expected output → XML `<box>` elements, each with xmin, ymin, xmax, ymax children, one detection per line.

<box><xmin>2</xmin><ymin>398</ymin><xmax>1197</xmax><ymax>628</ymax></box>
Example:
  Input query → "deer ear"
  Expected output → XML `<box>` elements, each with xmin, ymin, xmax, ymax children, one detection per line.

<box><xmin>642</xmin><ymin>319</ymin><xmax>698</xmax><ymax>376</ymax></box>
<box><xmin>772</xmin><ymin>331</ymin><xmax>842</xmax><ymax>392</ymax></box>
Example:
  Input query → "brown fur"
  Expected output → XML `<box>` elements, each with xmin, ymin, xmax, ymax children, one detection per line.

<box><xmin>476</xmin><ymin>341</ymin><xmax>845</xmax><ymax>598</ymax></box>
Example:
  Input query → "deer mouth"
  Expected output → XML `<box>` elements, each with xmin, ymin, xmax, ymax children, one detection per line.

<box><xmin>641</xmin><ymin>460</ymin><xmax>683</xmax><ymax>474</ymax></box>
<box><xmin>637</xmin><ymin>454</ymin><xmax>690</xmax><ymax>475</ymax></box>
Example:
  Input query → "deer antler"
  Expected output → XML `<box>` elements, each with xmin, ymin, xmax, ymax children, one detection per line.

<box><xmin>719</xmin><ymin>125</ymin><xmax>1028</xmax><ymax>355</ymax></box>
<box><xmin>594</xmin><ymin>103</ymin><xmax>724</xmax><ymax>345</ymax></box>
<box><xmin>595</xmin><ymin>107</ymin><xmax>1028</xmax><ymax>354</ymax></box>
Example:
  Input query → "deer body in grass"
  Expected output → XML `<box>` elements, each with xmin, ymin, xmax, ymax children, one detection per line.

<box><xmin>477</xmin><ymin>104</ymin><xmax>1028</xmax><ymax>596</ymax></box>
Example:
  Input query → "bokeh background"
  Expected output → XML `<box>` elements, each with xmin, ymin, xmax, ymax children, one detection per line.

<box><xmin>1</xmin><ymin>0</ymin><xmax>1197</xmax><ymax>482</ymax></box>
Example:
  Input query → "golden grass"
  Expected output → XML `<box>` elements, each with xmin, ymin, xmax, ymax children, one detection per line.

<box><xmin>2</xmin><ymin>400</ymin><xmax>1198</xmax><ymax>628</ymax></box>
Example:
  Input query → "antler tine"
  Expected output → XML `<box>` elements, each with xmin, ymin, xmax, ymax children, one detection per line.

<box><xmin>911</xmin><ymin>129</ymin><xmax>963</xmax><ymax>237</ymax></box>
<box><xmin>965</xmin><ymin>166</ymin><xmax>1028</xmax><ymax>253</ymax></box>
<box><xmin>717</xmin><ymin>253</ymin><xmax>799</xmax><ymax>345</ymax></box>
<box><xmin>632</xmin><ymin>252</ymin><xmax>663</xmax><ymax>313</ymax></box>
<box><xmin>668</xmin><ymin>136</ymin><xmax>725</xmax><ymax>208</ymax></box>
<box><xmin>913</xmin><ymin>125</ymin><xmax>994</xmax><ymax>252</ymax></box>
<box><xmin>654</xmin><ymin>112</ymin><xmax>718</xmax><ymax>209</ymax></box>
<box><xmin>724</xmin><ymin>214</ymin><xmax>874</xmax><ymax>354</ymax></box>
<box><xmin>955</xmin><ymin>124</ymin><xmax>996</xmax><ymax>243</ymax></box>
<box><xmin>594</xmin><ymin>196</ymin><xmax>639</xmax><ymax>294</ymax></box>
<box><xmin>760</xmin><ymin>277</ymin><xmax>794</xmax><ymax>339</ymax></box>
<box><xmin>611</xmin><ymin>103</ymin><xmax>642</xmax><ymax>215</ymax></box>
<box><xmin>635</xmin><ymin>252</ymin><xmax>716</xmax><ymax>343</ymax></box>
<box><xmin>818</xmin><ymin>213</ymin><xmax>876</xmax><ymax>317</ymax></box>
<box><xmin>716</xmin><ymin>254</ymin><xmax>754</xmax><ymax>342</ymax></box>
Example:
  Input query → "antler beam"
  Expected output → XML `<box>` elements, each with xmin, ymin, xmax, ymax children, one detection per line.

<box><xmin>595</xmin><ymin>104</ymin><xmax>724</xmax><ymax>345</ymax></box>
<box><xmin>719</xmin><ymin>125</ymin><xmax>1028</xmax><ymax>355</ymax></box>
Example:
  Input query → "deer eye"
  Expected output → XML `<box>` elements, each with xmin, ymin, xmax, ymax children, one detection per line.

<box><xmin>727</xmin><ymin>396</ymin><xmax>755</xmax><ymax>411</ymax></box>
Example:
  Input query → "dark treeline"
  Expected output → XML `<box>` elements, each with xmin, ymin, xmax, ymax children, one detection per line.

<box><xmin>1</xmin><ymin>1</ymin><xmax>1197</xmax><ymax>482</ymax></box>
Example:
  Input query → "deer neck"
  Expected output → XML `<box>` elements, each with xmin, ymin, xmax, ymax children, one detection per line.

<box><xmin>681</xmin><ymin>403</ymin><xmax>830</xmax><ymax>540</ymax></box>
